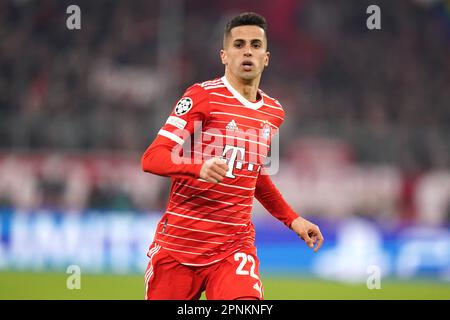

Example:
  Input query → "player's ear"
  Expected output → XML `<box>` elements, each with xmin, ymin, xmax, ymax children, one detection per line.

<box><xmin>220</xmin><ymin>49</ymin><xmax>227</xmax><ymax>65</ymax></box>
<box><xmin>264</xmin><ymin>51</ymin><xmax>270</xmax><ymax>67</ymax></box>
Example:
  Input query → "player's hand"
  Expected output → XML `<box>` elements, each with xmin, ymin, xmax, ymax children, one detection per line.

<box><xmin>199</xmin><ymin>158</ymin><xmax>229</xmax><ymax>183</ymax></box>
<box><xmin>290</xmin><ymin>216</ymin><xmax>324</xmax><ymax>253</ymax></box>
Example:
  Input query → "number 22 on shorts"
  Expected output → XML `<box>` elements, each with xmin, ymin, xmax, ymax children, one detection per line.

<box><xmin>234</xmin><ymin>252</ymin><xmax>259</xmax><ymax>279</ymax></box>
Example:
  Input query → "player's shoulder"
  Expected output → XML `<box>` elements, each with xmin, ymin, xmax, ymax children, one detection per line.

<box><xmin>198</xmin><ymin>77</ymin><xmax>226</xmax><ymax>90</ymax></box>
<box><xmin>259</xmin><ymin>89</ymin><xmax>285</xmax><ymax>112</ymax></box>
<box><xmin>182</xmin><ymin>77</ymin><xmax>225</xmax><ymax>96</ymax></box>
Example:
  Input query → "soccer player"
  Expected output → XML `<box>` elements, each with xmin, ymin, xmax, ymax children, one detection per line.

<box><xmin>141</xmin><ymin>12</ymin><xmax>323</xmax><ymax>300</ymax></box>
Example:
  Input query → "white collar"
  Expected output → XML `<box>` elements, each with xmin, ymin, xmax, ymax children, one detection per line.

<box><xmin>221</xmin><ymin>76</ymin><xmax>264</xmax><ymax>110</ymax></box>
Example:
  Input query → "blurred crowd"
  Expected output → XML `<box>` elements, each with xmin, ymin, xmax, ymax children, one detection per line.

<box><xmin>0</xmin><ymin>0</ymin><xmax>449</xmax><ymax>222</ymax></box>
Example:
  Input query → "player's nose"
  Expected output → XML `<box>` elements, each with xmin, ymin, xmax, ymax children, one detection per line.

<box><xmin>243</xmin><ymin>45</ymin><xmax>252</xmax><ymax>56</ymax></box>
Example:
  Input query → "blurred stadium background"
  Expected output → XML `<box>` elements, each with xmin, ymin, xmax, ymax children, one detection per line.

<box><xmin>0</xmin><ymin>0</ymin><xmax>450</xmax><ymax>299</ymax></box>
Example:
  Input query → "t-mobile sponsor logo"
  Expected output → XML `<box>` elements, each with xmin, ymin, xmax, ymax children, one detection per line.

<box><xmin>222</xmin><ymin>145</ymin><xmax>245</xmax><ymax>178</ymax></box>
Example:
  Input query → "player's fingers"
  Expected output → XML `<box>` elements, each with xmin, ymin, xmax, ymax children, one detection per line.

<box><xmin>211</xmin><ymin>163</ymin><xmax>228</xmax><ymax>177</ymax></box>
<box><xmin>214</xmin><ymin>159</ymin><xmax>229</xmax><ymax>172</ymax></box>
<box><xmin>310</xmin><ymin>229</ymin><xmax>320</xmax><ymax>241</ymax></box>
<box><xmin>208</xmin><ymin>170</ymin><xmax>224</xmax><ymax>183</ymax></box>
<box><xmin>299</xmin><ymin>231</ymin><xmax>314</xmax><ymax>249</ymax></box>
<box><xmin>204</xmin><ymin>176</ymin><xmax>218</xmax><ymax>183</ymax></box>
<box><xmin>309</xmin><ymin>227</ymin><xmax>323</xmax><ymax>252</ymax></box>
<box><xmin>314</xmin><ymin>230</ymin><xmax>324</xmax><ymax>253</ymax></box>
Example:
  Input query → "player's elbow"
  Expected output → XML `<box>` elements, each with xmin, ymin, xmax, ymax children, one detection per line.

<box><xmin>141</xmin><ymin>148</ymin><xmax>157</xmax><ymax>173</ymax></box>
<box><xmin>141</xmin><ymin>143</ymin><xmax>172</xmax><ymax>175</ymax></box>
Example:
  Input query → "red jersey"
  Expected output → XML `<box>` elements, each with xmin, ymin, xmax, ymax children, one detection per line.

<box><xmin>142</xmin><ymin>76</ymin><xmax>298</xmax><ymax>266</ymax></box>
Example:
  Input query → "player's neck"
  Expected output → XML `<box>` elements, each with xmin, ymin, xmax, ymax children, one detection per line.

<box><xmin>224</xmin><ymin>72</ymin><xmax>260</xmax><ymax>102</ymax></box>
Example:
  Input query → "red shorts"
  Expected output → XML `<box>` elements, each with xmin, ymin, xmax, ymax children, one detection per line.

<box><xmin>144</xmin><ymin>242</ymin><xmax>264</xmax><ymax>300</ymax></box>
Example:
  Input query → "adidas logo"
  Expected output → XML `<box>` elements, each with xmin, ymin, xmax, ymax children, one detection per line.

<box><xmin>226</xmin><ymin>120</ymin><xmax>239</xmax><ymax>131</ymax></box>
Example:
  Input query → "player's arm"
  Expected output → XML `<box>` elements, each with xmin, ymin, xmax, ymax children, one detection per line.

<box><xmin>142</xmin><ymin>140</ymin><xmax>228</xmax><ymax>182</ymax></box>
<box><xmin>255</xmin><ymin>171</ymin><xmax>324</xmax><ymax>252</ymax></box>
<box><xmin>141</xmin><ymin>84</ymin><xmax>228</xmax><ymax>182</ymax></box>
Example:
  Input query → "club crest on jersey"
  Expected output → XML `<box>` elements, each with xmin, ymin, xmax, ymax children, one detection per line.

<box><xmin>174</xmin><ymin>97</ymin><xmax>193</xmax><ymax>116</ymax></box>
<box><xmin>261</xmin><ymin>121</ymin><xmax>271</xmax><ymax>140</ymax></box>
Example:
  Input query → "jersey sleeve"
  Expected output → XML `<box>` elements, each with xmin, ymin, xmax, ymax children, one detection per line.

<box><xmin>255</xmin><ymin>168</ymin><xmax>299</xmax><ymax>228</ymax></box>
<box><xmin>255</xmin><ymin>99</ymin><xmax>299</xmax><ymax>227</ymax></box>
<box><xmin>157</xmin><ymin>84</ymin><xmax>210</xmax><ymax>145</ymax></box>
<box><xmin>141</xmin><ymin>84</ymin><xmax>209</xmax><ymax>179</ymax></box>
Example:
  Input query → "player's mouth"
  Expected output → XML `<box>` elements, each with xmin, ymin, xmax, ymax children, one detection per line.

<box><xmin>241</xmin><ymin>60</ymin><xmax>254</xmax><ymax>71</ymax></box>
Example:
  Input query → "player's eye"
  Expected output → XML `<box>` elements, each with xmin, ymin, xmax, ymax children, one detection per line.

<box><xmin>252</xmin><ymin>42</ymin><xmax>262</xmax><ymax>49</ymax></box>
<box><xmin>234</xmin><ymin>42</ymin><xmax>244</xmax><ymax>48</ymax></box>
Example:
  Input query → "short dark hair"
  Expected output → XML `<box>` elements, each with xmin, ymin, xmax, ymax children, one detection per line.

<box><xmin>224</xmin><ymin>12</ymin><xmax>268</xmax><ymax>44</ymax></box>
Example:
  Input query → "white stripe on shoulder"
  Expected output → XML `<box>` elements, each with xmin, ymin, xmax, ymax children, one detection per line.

<box><xmin>263</xmin><ymin>103</ymin><xmax>283</xmax><ymax>111</ymax></box>
<box><xmin>210</xmin><ymin>92</ymin><xmax>235</xmax><ymax>99</ymax></box>
<box><xmin>203</xmin><ymin>84</ymin><xmax>226</xmax><ymax>90</ymax></box>
<box><xmin>158</xmin><ymin>129</ymin><xmax>184</xmax><ymax>145</ymax></box>
<box><xmin>201</xmin><ymin>79</ymin><xmax>223</xmax><ymax>87</ymax></box>
<box><xmin>260</xmin><ymin>94</ymin><xmax>283</xmax><ymax>109</ymax></box>
<box><xmin>260</xmin><ymin>92</ymin><xmax>280</xmax><ymax>102</ymax></box>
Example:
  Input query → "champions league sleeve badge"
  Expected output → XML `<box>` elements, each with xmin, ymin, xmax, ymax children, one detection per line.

<box><xmin>174</xmin><ymin>97</ymin><xmax>193</xmax><ymax>116</ymax></box>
